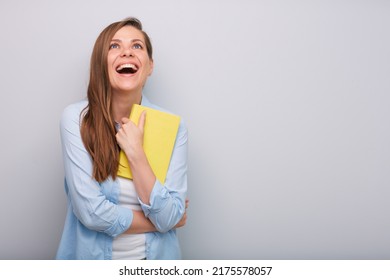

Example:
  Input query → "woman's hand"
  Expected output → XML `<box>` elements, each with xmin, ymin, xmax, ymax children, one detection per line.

<box><xmin>116</xmin><ymin>110</ymin><xmax>146</xmax><ymax>162</ymax></box>
<box><xmin>175</xmin><ymin>199</ymin><xmax>189</xmax><ymax>229</ymax></box>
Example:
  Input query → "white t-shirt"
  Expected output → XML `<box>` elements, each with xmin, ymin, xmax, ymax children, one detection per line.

<box><xmin>112</xmin><ymin>177</ymin><xmax>146</xmax><ymax>260</ymax></box>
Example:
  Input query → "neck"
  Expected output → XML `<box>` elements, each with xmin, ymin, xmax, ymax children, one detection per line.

<box><xmin>112</xmin><ymin>91</ymin><xmax>142</xmax><ymax>123</ymax></box>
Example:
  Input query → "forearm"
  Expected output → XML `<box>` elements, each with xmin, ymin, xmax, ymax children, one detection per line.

<box><xmin>127</xmin><ymin>150</ymin><xmax>156</xmax><ymax>205</ymax></box>
<box><xmin>125</xmin><ymin>201</ymin><xmax>187</xmax><ymax>234</ymax></box>
<box><xmin>125</xmin><ymin>210</ymin><xmax>156</xmax><ymax>234</ymax></box>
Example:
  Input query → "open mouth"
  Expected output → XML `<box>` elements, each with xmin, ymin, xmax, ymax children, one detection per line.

<box><xmin>116</xmin><ymin>63</ymin><xmax>138</xmax><ymax>74</ymax></box>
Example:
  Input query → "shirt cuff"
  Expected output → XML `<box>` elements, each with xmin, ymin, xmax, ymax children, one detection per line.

<box><xmin>139</xmin><ymin>180</ymin><xmax>169</xmax><ymax>216</ymax></box>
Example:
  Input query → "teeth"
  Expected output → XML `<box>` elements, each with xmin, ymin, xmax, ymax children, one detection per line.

<box><xmin>116</xmin><ymin>63</ymin><xmax>138</xmax><ymax>71</ymax></box>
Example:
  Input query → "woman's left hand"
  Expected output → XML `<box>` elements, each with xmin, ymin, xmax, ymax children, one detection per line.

<box><xmin>116</xmin><ymin>111</ymin><xmax>146</xmax><ymax>161</ymax></box>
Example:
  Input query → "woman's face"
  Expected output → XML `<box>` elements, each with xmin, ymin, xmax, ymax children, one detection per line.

<box><xmin>107</xmin><ymin>25</ymin><xmax>153</xmax><ymax>95</ymax></box>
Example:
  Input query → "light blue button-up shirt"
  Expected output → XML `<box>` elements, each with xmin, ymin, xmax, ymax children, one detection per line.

<box><xmin>56</xmin><ymin>96</ymin><xmax>188</xmax><ymax>260</ymax></box>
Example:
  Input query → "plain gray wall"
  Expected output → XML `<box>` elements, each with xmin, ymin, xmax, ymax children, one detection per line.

<box><xmin>0</xmin><ymin>0</ymin><xmax>389</xmax><ymax>259</ymax></box>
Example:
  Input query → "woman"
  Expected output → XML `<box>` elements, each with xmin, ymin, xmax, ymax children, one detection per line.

<box><xmin>56</xmin><ymin>17</ymin><xmax>188</xmax><ymax>260</ymax></box>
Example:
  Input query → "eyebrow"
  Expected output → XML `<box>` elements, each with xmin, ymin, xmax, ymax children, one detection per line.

<box><xmin>110</xmin><ymin>38</ymin><xmax>145</xmax><ymax>44</ymax></box>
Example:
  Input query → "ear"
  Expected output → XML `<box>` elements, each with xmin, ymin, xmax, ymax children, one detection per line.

<box><xmin>148</xmin><ymin>59</ymin><xmax>154</xmax><ymax>76</ymax></box>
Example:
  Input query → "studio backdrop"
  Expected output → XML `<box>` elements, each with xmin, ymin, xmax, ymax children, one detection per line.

<box><xmin>0</xmin><ymin>0</ymin><xmax>389</xmax><ymax>259</ymax></box>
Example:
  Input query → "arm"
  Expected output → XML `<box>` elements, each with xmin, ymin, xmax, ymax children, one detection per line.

<box><xmin>116</xmin><ymin>112</ymin><xmax>188</xmax><ymax>233</ymax></box>
<box><xmin>116</xmin><ymin>111</ymin><xmax>155</xmax><ymax>204</ymax></box>
<box><xmin>125</xmin><ymin>199</ymin><xmax>189</xmax><ymax>234</ymax></box>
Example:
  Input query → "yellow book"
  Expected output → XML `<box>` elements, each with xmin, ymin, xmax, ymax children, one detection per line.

<box><xmin>117</xmin><ymin>104</ymin><xmax>181</xmax><ymax>184</ymax></box>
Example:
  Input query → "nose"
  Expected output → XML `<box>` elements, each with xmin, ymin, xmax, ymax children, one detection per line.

<box><xmin>121</xmin><ymin>47</ymin><xmax>134</xmax><ymax>57</ymax></box>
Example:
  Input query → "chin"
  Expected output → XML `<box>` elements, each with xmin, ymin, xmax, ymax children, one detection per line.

<box><xmin>115</xmin><ymin>86</ymin><xmax>141</xmax><ymax>94</ymax></box>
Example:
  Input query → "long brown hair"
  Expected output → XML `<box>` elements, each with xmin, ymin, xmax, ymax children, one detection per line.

<box><xmin>81</xmin><ymin>17</ymin><xmax>153</xmax><ymax>182</ymax></box>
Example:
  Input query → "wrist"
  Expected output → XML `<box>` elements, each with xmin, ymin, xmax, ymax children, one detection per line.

<box><xmin>128</xmin><ymin>149</ymin><xmax>147</xmax><ymax>165</ymax></box>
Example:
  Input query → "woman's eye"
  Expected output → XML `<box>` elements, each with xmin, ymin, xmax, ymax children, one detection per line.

<box><xmin>109</xmin><ymin>43</ymin><xmax>119</xmax><ymax>49</ymax></box>
<box><xmin>133</xmin><ymin>43</ymin><xmax>143</xmax><ymax>49</ymax></box>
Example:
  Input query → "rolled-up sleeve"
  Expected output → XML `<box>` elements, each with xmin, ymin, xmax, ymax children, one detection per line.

<box><xmin>139</xmin><ymin>119</ymin><xmax>188</xmax><ymax>233</ymax></box>
<box><xmin>60</xmin><ymin>103</ymin><xmax>133</xmax><ymax>237</ymax></box>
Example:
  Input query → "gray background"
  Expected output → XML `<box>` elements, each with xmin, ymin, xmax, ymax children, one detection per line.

<box><xmin>0</xmin><ymin>0</ymin><xmax>389</xmax><ymax>259</ymax></box>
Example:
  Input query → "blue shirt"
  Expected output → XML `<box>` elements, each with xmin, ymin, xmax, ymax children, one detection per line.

<box><xmin>56</xmin><ymin>96</ymin><xmax>188</xmax><ymax>260</ymax></box>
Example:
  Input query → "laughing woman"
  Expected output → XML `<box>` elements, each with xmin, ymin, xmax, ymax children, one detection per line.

<box><xmin>56</xmin><ymin>17</ymin><xmax>188</xmax><ymax>260</ymax></box>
